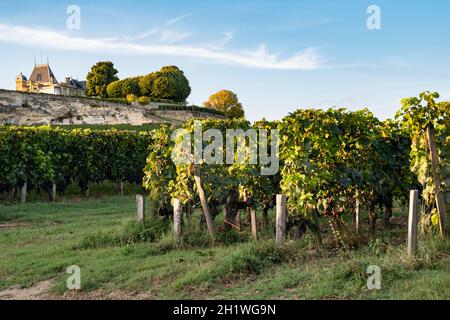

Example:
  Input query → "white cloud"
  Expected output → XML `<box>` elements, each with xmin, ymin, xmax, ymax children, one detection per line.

<box><xmin>130</xmin><ymin>28</ymin><xmax>191</xmax><ymax>43</ymax></box>
<box><xmin>166</xmin><ymin>13</ymin><xmax>193</xmax><ymax>25</ymax></box>
<box><xmin>205</xmin><ymin>31</ymin><xmax>234</xmax><ymax>50</ymax></box>
<box><xmin>0</xmin><ymin>23</ymin><xmax>326</xmax><ymax>70</ymax></box>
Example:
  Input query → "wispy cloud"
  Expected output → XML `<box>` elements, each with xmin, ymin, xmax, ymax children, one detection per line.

<box><xmin>0</xmin><ymin>23</ymin><xmax>326</xmax><ymax>70</ymax></box>
<box><xmin>128</xmin><ymin>28</ymin><xmax>191</xmax><ymax>43</ymax></box>
<box><xmin>166</xmin><ymin>13</ymin><xmax>193</xmax><ymax>25</ymax></box>
<box><xmin>205</xmin><ymin>31</ymin><xmax>234</xmax><ymax>50</ymax></box>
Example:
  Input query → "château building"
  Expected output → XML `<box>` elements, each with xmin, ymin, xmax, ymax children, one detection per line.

<box><xmin>16</xmin><ymin>63</ymin><xmax>86</xmax><ymax>96</ymax></box>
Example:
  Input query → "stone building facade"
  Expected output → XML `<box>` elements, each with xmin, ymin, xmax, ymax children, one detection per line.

<box><xmin>16</xmin><ymin>63</ymin><xmax>86</xmax><ymax>97</ymax></box>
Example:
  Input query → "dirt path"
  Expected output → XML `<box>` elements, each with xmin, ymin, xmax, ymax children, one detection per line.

<box><xmin>0</xmin><ymin>280</ymin><xmax>54</xmax><ymax>300</ymax></box>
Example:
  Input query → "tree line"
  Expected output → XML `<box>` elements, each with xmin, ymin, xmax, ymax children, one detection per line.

<box><xmin>85</xmin><ymin>61</ymin><xmax>246</xmax><ymax>118</ymax></box>
<box><xmin>86</xmin><ymin>62</ymin><xmax>191</xmax><ymax>103</ymax></box>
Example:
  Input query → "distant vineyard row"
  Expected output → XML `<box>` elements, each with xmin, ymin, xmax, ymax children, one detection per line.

<box><xmin>0</xmin><ymin>126</ymin><xmax>153</xmax><ymax>196</ymax></box>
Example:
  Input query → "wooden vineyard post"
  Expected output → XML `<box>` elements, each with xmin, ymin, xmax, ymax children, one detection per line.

<box><xmin>408</xmin><ymin>190</ymin><xmax>419</xmax><ymax>257</ymax></box>
<box><xmin>426</xmin><ymin>125</ymin><xmax>447</xmax><ymax>238</ymax></box>
<box><xmin>120</xmin><ymin>181</ymin><xmax>124</xmax><ymax>197</ymax></box>
<box><xmin>136</xmin><ymin>194</ymin><xmax>145</xmax><ymax>225</ymax></box>
<box><xmin>223</xmin><ymin>205</ymin><xmax>228</xmax><ymax>223</ymax></box>
<box><xmin>355</xmin><ymin>193</ymin><xmax>362</xmax><ymax>234</ymax></box>
<box><xmin>193</xmin><ymin>175</ymin><xmax>215</xmax><ymax>240</ymax></box>
<box><xmin>173</xmin><ymin>198</ymin><xmax>182</xmax><ymax>242</ymax></box>
<box><xmin>250</xmin><ymin>208</ymin><xmax>258</xmax><ymax>240</ymax></box>
<box><xmin>235</xmin><ymin>210</ymin><xmax>241</xmax><ymax>230</ymax></box>
<box><xmin>52</xmin><ymin>183</ymin><xmax>57</xmax><ymax>202</ymax></box>
<box><xmin>276</xmin><ymin>194</ymin><xmax>287</xmax><ymax>246</ymax></box>
<box><xmin>21</xmin><ymin>181</ymin><xmax>27</xmax><ymax>204</ymax></box>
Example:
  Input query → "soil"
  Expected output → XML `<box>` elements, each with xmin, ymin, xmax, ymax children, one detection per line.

<box><xmin>0</xmin><ymin>280</ymin><xmax>54</xmax><ymax>300</ymax></box>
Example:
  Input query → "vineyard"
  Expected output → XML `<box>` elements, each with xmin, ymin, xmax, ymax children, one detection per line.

<box><xmin>141</xmin><ymin>96</ymin><xmax>448</xmax><ymax>244</ymax></box>
<box><xmin>0</xmin><ymin>126</ymin><xmax>153</xmax><ymax>199</ymax></box>
<box><xmin>0</xmin><ymin>91</ymin><xmax>449</xmax><ymax>299</ymax></box>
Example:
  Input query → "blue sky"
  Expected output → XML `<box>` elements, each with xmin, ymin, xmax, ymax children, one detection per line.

<box><xmin>0</xmin><ymin>0</ymin><xmax>449</xmax><ymax>121</ymax></box>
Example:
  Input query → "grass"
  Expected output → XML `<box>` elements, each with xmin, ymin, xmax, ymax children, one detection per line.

<box><xmin>48</xmin><ymin>123</ymin><xmax>161</xmax><ymax>131</ymax></box>
<box><xmin>0</xmin><ymin>181</ymin><xmax>145</xmax><ymax>204</ymax></box>
<box><xmin>0</xmin><ymin>196</ymin><xmax>449</xmax><ymax>299</ymax></box>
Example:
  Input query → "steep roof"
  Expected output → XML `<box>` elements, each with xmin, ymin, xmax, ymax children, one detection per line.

<box><xmin>29</xmin><ymin>64</ymin><xmax>58</xmax><ymax>84</ymax></box>
<box><xmin>61</xmin><ymin>77</ymin><xmax>86</xmax><ymax>90</ymax></box>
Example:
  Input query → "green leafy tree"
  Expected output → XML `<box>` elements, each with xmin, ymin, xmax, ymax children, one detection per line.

<box><xmin>151</xmin><ymin>66</ymin><xmax>191</xmax><ymax>102</ymax></box>
<box><xmin>203</xmin><ymin>90</ymin><xmax>245</xmax><ymax>119</ymax></box>
<box><xmin>86</xmin><ymin>61</ymin><xmax>119</xmax><ymax>98</ymax></box>
<box><xmin>107</xmin><ymin>77</ymin><xmax>142</xmax><ymax>98</ymax></box>
<box><xmin>121</xmin><ymin>77</ymin><xmax>142</xmax><ymax>97</ymax></box>
<box><xmin>139</xmin><ymin>73</ymin><xmax>157</xmax><ymax>97</ymax></box>
<box><xmin>106</xmin><ymin>80</ymin><xmax>123</xmax><ymax>98</ymax></box>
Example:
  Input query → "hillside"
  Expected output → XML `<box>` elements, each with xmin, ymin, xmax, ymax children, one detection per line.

<box><xmin>0</xmin><ymin>89</ymin><xmax>224</xmax><ymax>126</ymax></box>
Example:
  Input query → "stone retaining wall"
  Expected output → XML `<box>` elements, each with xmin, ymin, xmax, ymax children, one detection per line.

<box><xmin>0</xmin><ymin>89</ymin><xmax>223</xmax><ymax>126</ymax></box>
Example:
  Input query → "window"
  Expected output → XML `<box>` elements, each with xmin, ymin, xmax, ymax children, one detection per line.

<box><xmin>37</xmin><ymin>74</ymin><xmax>42</xmax><ymax>81</ymax></box>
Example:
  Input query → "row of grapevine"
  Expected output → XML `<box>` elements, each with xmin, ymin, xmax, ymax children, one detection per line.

<box><xmin>142</xmin><ymin>108</ymin><xmax>422</xmax><ymax>240</ymax></box>
<box><xmin>279</xmin><ymin>108</ymin><xmax>415</xmax><ymax>239</ymax></box>
<box><xmin>143</xmin><ymin>119</ymin><xmax>281</xmax><ymax>227</ymax></box>
<box><xmin>0</xmin><ymin>126</ymin><xmax>153</xmax><ymax>197</ymax></box>
<box><xmin>396</xmin><ymin>92</ymin><xmax>449</xmax><ymax>236</ymax></box>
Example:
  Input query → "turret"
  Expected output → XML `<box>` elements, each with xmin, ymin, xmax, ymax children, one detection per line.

<box><xmin>15</xmin><ymin>72</ymin><xmax>28</xmax><ymax>92</ymax></box>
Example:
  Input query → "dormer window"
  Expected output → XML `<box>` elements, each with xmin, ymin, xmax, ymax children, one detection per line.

<box><xmin>37</xmin><ymin>74</ymin><xmax>42</xmax><ymax>81</ymax></box>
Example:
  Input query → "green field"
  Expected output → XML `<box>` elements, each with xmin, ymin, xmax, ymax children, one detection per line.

<box><xmin>0</xmin><ymin>195</ymin><xmax>449</xmax><ymax>300</ymax></box>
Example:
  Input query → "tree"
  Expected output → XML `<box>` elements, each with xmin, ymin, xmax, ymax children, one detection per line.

<box><xmin>139</xmin><ymin>73</ymin><xmax>157</xmax><ymax>97</ymax></box>
<box><xmin>107</xmin><ymin>77</ymin><xmax>142</xmax><ymax>98</ymax></box>
<box><xmin>121</xmin><ymin>77</ymin><xmax>141</xmax><ymax>97</ymax></box>
<box><xmin>203</xmin><ymin>90</ymin><xmax>245</xmax><ymax>119</ymax></box>
<box><xmin>106</xmin><ymin>80</ymin><xmax>123</xmax><ymax>98</ymax></box>
<box><xmin>151</xmin><ymin>66</ymin><xmax>191</xmax><ymax>102</ymax></box>
<box><xmin>86</xmin><ymin>61</ymin><xmax>119</xmax><ymax>98</ymax></box>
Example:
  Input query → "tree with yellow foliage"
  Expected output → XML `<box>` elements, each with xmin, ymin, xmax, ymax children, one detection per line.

<box><xmin>203</xmin><ymin>90</ymin><xmax>245</xmax><ymax>119</ymax></box>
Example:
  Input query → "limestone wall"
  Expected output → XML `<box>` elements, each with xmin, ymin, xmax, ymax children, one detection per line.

<box><xmin>0</xmin><ymin>89</ymin><xmax>224</xmax><ymax>126</ymax></box>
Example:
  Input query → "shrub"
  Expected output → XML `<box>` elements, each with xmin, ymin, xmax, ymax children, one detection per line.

<box><xmin>106</xmin><ymin>80</ymin><xmax>123</xmax><ymax>98</ymax></box>
<box><xmin>126</xmin><ymin>94</ymin><xmax>138</xmax><ymax>103</ymax></box>
<box><xmin>138</xmin><ymin>96</ymin><xmax>150</xmax><ymax>105</ymax></box>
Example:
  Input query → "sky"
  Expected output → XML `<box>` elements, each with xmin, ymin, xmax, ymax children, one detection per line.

<box><xmin>0</xmin><ymin>0</ymin><xmax>449</xmax><ymax>122</ymax></box>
